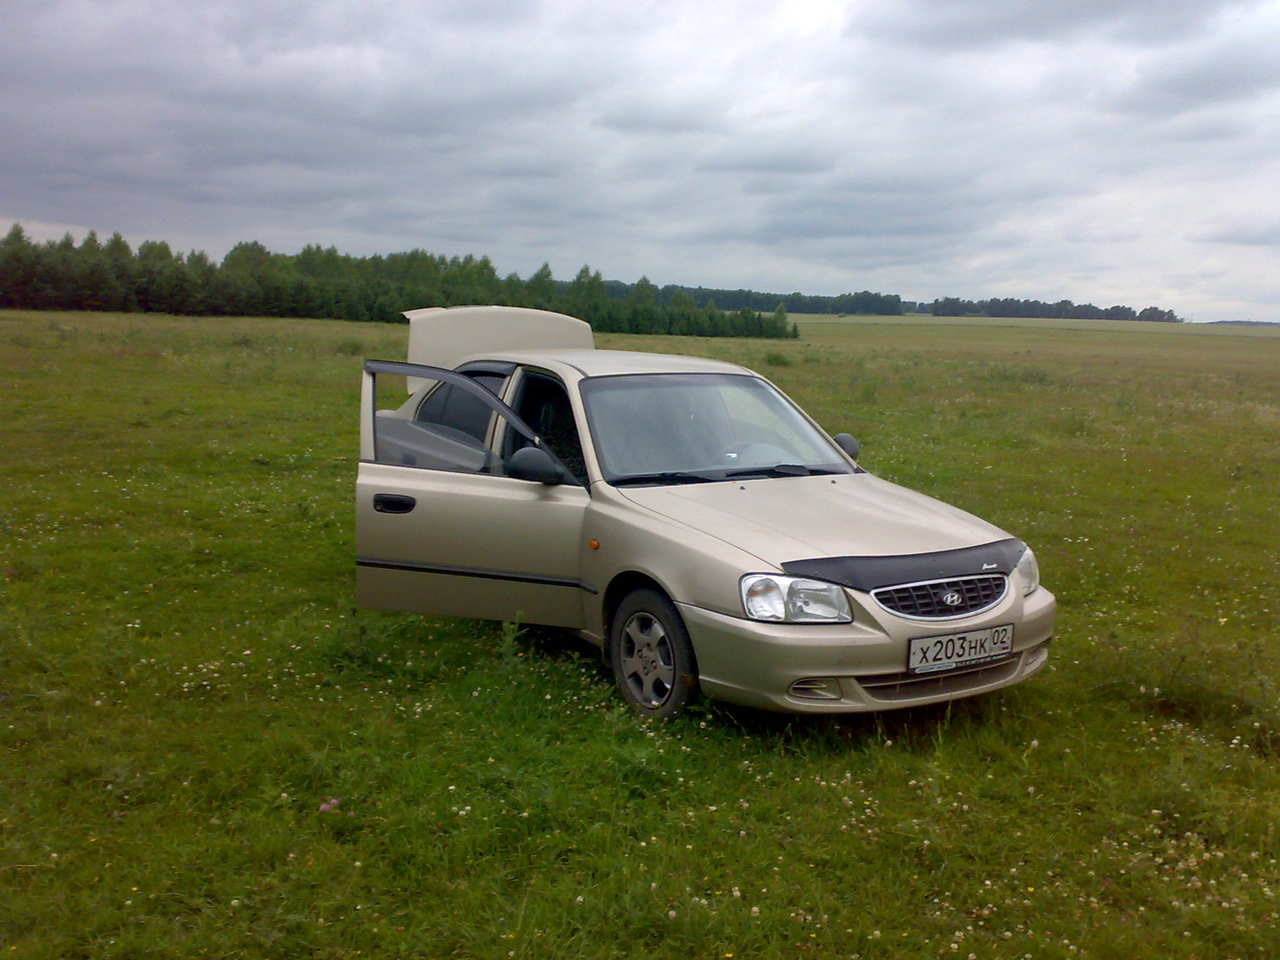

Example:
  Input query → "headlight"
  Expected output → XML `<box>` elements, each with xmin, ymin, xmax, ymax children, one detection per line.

<box><xmin>1014</xmin><ymin>547</ymin><xmax>1040</xmax><ymax>596</ymax></box>
<box><xmin>740</xmin><ymin>575</ymin><xmax>852</xmax><ymax>623</ymax></box>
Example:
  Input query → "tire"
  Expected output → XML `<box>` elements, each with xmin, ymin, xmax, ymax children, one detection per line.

<box><xmin>608</xmin><ymin>588</ymin><xmax>699</xmax><ymax>720</ymax></box>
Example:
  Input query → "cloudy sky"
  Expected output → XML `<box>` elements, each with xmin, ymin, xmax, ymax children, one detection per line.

<box><xmin>4</xmin><ymin>0</ymin><xmax>1279</xmax><ymax>321</ymax></box>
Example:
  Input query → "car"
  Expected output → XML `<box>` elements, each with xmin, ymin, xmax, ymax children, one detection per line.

<box><xmin>356</xmin><ymin>305</ymin><xmax>1056</xmax><ymax>718</ymax></box>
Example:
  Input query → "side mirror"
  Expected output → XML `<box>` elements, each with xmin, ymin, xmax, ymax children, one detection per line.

<box><xmin>505</xmin><ymin>445</ymin><xmax>566</xmax><ymax>485</ymax></box>
<box><xmin>833</xmin><ymin>432</ymin><xmax>860</xmax><ymax>460</ymax></box>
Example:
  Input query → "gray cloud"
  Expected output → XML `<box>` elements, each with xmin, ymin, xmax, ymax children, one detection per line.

<box><xmin>697</xmin><ymin>147</ymin><xmax>831</xmax><ymax>176</ymax></box>
<box><xmin>595</xmin><ymin>99</ymin><xmax>724</xmax><ymax>135</ymax></box>
<box><xmin>3</xmin><ymin>0</ymin><xmax>1279</xmax><ymax>321</ymax></box>
<box><xmin>1202</xmin><ymin>222</ymin><xmax>1280</xmax><ymax>247</ymax></box>
<box><xmin>1116</xmin><ymin>29</ymin><xmax>1280</xmax><ymax>117</ymax></box>
<box><xmin>850</xmin><ymin>0</ymin><xmax>1251</xmax><ymax>49</ymax></box>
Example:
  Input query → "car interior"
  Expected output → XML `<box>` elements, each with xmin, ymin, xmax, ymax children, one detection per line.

<box><xmin>503</xmin><ymin>371</ymin><xmax>588</xmax><ymax>485</ymax></box>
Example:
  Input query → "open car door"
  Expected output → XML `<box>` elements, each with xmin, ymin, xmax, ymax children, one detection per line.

<box><xmin>356</xmin><ymin>360</ymin><xmax>591</xmax><ymax>628</ymax></box>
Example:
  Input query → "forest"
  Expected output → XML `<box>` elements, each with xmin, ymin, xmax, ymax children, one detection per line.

<box><xmin>0</xmin><ymin>223</ymin><xmax>1180</xmax><ymax>334</ymax></box>
<box><xmin>922</xmin><ymin>295</ymin><xmax>1180</xmax><ymax>323</ymax></box>
<box><xmin>0</xmin><ymin>225</ymin><xmax>797</xmax><ymax>338</ymax></box>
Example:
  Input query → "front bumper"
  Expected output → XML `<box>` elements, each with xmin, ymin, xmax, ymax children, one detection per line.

<box><xmin>679</xmin><ymin>586</ymin><xmax>1055</xmax><ymax>713</ymax></box>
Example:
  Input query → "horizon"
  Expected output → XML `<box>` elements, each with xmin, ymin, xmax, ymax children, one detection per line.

<box><xmin>3</xmin><ymin>218</ymin><xmax>1215</xmax><ymax>322</ymax></box>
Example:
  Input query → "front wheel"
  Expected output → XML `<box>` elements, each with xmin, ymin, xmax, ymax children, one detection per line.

<box><xmin>609</xmin><ymin>589</ymin><xmax>699</xmax><ymax>720</ymax></box>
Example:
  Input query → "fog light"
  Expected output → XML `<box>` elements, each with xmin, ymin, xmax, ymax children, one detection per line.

<box><xmin>788</xmin><ymin>677</ymin><xmax>843</xmax><ymax>700</ymax></box>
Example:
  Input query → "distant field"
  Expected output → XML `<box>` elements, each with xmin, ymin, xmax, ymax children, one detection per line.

<box><xmin>3</xmin><ymin>310</ymin><xmax>1279</xmax><ymax>959</ymax></box>
<box><xmin>798</xmin><ymin>311</ymin><xmax>1280</xmax><ymax>337</ymax></box>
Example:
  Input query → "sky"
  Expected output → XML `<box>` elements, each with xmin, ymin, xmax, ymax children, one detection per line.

<box><xmin>3</xmin><ymin>0</ymin><xmax>1279</xmax><ymax>321</ymax></box>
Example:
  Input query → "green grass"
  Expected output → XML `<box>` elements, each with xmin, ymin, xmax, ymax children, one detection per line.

<box><xmin>3</xmin><ymin>310</ymin><xmax>1279</xmax><ymax>959</ymax></box>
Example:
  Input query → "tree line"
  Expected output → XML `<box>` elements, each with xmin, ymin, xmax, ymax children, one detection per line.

<box><xmin>639</xmin><ymin>282</ymin><xmax>904</xmax><ymax>316</ymax></box>
<box><xmin>0</xmin><ymin>222</ymin><xmax>1181</xmax><ymax>331</ymax></box>
<box><xmin>920</xmin><ymin>296</ymin><xmax>1180</xmax><ymax>323</ymax></box>
<box><xmin>0</xmin><ymin>225</ymin><xmax>797</xmax><ymax>339</ymax></box>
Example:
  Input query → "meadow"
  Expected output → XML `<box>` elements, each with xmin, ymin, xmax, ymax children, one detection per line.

<box><xmin>2</xmin><ymin>309</ymin><xmax>1278</xmax><ymax>959</ymax></box>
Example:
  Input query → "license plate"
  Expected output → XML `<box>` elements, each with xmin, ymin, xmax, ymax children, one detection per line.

<box><xmin>908</xmin><ymin>624</ymin><xmax>1013</xmax><ymax>675</ymax></box>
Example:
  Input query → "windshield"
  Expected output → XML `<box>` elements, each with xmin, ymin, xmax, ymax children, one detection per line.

<box><xmin>580</xmin><ymin>373</ymin><xmax>853</xmax><ymax>485</ymax></box>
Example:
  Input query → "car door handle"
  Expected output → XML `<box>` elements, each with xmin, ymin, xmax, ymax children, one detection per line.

<box><xmin>372</xmin><ymin>493</ymin><xmax>416</xmax><ymax>514</ymax></box>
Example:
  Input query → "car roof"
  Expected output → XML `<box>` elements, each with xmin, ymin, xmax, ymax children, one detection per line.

<box><xmin>471</xmin><ymin>348</ymin><xmax>754</xmax><ymax>379</ymax></box>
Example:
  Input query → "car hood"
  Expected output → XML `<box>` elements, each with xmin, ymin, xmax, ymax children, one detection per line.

<box><xmin>617</xmin><ymin>473</ymin><xmax>1009</xmax><ymax>567</ymax></box>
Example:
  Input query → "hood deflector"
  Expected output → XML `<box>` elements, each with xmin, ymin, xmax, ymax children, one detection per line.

<box><xmin>781</xmin><ymin>538</ymin><xmax>1025</xmax><ymax>592</ymax></box>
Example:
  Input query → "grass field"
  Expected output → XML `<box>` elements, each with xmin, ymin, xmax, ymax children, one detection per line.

<box><xmin>3</xmin><ymin>309</ymin><xmax>1279</xmax><ymax>959</ymax></box>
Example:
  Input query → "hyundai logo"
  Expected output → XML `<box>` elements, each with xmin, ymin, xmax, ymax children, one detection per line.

<box><xmin>941</xmin><ymin>591</ymin><xmax>964</xmax><ymax>607</ymax></box>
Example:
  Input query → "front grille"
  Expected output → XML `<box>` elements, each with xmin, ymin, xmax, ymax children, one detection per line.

<box><xmin>872</xmin><ymin>574</ymin><xmax>1007</xmax><ymax>620</ymax></box>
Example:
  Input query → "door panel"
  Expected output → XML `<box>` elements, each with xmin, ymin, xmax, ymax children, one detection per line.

<box><xmin>356</xmin><ymin>360</ymin><xmax>590</xmax><ymax>628</ymax></box>
<box><xmin>356</xmin><ymin>464</ymin><xmax>589</xmax><ymax>626</ymax></box>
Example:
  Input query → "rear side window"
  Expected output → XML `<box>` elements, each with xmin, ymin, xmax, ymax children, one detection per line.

<box><xmin>415</xmin><ymin>372</ymin><xmax>506</xmax><ymax>444</ymax></box>
<box><xmin>373</xmin><ymin>369</ymin><xmax>509</xmax><ymax>474</ymax></box>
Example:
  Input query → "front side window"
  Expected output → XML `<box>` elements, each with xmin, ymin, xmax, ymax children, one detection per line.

<box><xmin>581</xmin><ymin>373</ymin><xmax>851</xmax><ymax>484</ymax></box>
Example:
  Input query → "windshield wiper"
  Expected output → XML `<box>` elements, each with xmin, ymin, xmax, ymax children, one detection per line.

<box><xmin>723</xmin><ymin>463</ymin><xmax>838</xmax><ymax>479</ymax></box>
<box><xmin>611</xmin><ymin>470</ymin><xmax>726</xmax><ymax>486</ymax></box>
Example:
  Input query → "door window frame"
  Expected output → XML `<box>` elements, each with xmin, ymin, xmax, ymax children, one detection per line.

<box><xmin>361</xmin><ymin>359</ymin><xmax>581</xmax><ymax>484</ymax></box>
